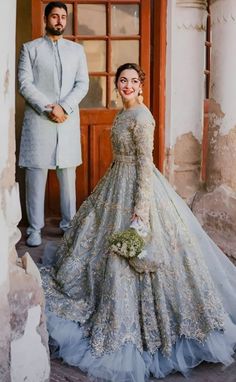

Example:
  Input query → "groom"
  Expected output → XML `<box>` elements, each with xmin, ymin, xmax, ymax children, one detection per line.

<box><xmin>18</xmin><ymin>1</ymin><xmax>89</xmax><ymax>246</ymax></box>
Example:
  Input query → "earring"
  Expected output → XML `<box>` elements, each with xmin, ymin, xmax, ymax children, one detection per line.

<box><xmin>137</xmin><ymin>89</ymin><xmax>143</xmax><ymax>104</ymax></box>
<box><xmin>114</xmin><ymin>88</ymin><xmax>119</xmax><ymax>107</ymax></box>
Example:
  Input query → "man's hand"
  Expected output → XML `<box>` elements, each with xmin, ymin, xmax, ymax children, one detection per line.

<box><xmin>45</xmin><ymin>104</ymin><xmax>68</xmax><ymax>123</ymax></box>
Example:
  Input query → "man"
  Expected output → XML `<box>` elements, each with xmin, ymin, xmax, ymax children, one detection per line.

<box><xmin>18</xmin><ymin>1</ymin><xmax>89</xmax><ymax>246</ymax></box>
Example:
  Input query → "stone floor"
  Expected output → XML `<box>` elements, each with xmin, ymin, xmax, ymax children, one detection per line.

<box><xmin>16</xmin><ymin>219</ymin><xmax>236</xmax><ymax>382</ymax></box>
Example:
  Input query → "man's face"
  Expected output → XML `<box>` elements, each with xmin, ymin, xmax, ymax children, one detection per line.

<box><xmin>45</xmin><ymin>7</ymin><xmax>67</xmax><ymax>36</ymax></box>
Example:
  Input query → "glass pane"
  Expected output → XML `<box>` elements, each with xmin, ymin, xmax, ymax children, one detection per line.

<box><xmin>80</xmin><ymin>76</ymin><xmax>106</xmax><ymax>108</ymax></box>
<box><xmin>77</xmin><ymin>4</ymin><xmax>106</xmax><ymax>35</ymax></box>
<box><xmin>42</xmin><ymin>3</ymin><xmax>73</xmax><ymax>36</ymax></box>
<box><xmin>111</xmin><ymin>41</ymin><xmax>139</xmax><ymax>72</ymax></box>
<box><xmin>80</xmin><ymin>41</ymin><xmax>106</xmax><ymax>72</ymax></box>
<box><xmin>111</xmin><ymin>4</ymin><xmax>139</xmax><ymax>35</ymax></box>
<box><xmin>64</xmin><ymin>4</ymin><xmax>73</xmax><ymax>35</ymax></box>
<box><xmin>110</xmin><ymin>77</ymin><xmax>123</xmax><ymax>109</ymax></box>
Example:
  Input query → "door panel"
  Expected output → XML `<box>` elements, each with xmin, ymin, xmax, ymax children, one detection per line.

<box><xmin>90</xmin><ymin>124</ymin><xmax>113</xmax><ymax>190</ymax></box>
<box><xmin>76</xmin><ymin>124</ymin><xmax>89</xmax><ymax>207</ymax></box>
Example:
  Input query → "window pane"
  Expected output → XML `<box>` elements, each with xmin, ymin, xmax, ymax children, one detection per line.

<box><xmin>64</xmin><ymin>4</ymin><xmax>73</xmax><ymax>35</ymax></box>
<box><xmin>110</xmin><ymin>77</ymin><xmax>123</xmax><ymax>109</ymax></box>
<box><xmin>77</xmin><ymin>4</ymin><xmax>106</xmax><ymax>35</ymax></box>
<box><xmin>42</xmin><ymin>3</ymin><xmax>73</xmax><ymax>35</ymax></box>
<box><xmin>81</xmin><ymin>41</ymin><xmax>106</xmax><ymax>72</ymax></box>
<box><xmin>111</xmin><ymin>4</ymin><xmax>139</xmax><ymax>35</ymax></box>
<box><xmin>80</xmin><ymin>76</ymin><xmax>106</xmax><ymax>108</ymax></box>
<box><xmin>111</xmin><ymin>41</ymin><xmax>139</xmax><ymax>72</ymax></box>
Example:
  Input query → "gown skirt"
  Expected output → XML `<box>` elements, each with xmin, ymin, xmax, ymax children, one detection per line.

<box><xmin>40</xmin><ymin>106</ymin><xmax>236</xmax><ymax>381</ymax></box>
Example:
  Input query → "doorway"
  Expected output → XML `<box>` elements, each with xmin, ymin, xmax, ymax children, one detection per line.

<box><xmin>30</xmin><ymin>0</ymin><xmax>166</xmax><ymax>216</ymax></box>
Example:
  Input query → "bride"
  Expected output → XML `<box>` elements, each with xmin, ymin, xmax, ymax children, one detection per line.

<box><xmin>40</xmin><ymin>63</ymin><xmax>236</xmax><ymax>381</ymax></box>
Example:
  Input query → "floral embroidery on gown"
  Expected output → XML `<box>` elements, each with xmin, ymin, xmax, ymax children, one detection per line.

<box><xmin>40</xmin><ymin>104</ymin><xmax>236</xmax><ymax>381</ymax></box>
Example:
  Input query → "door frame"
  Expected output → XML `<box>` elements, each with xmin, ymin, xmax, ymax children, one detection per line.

<box><xmin>151</xmin><ymin>0</ymin><xmax>167</xmax><ymax>172</ymax></box>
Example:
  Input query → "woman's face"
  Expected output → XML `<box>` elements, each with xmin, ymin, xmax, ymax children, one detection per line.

<box><xmin>117</xmin><ymin>69</ymin><xmax>142</xmax><ymax>102</ymax></box>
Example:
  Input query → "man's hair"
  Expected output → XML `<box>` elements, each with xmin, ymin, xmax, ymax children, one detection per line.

<box><xmin>44</xmin><ymin>1</ymin><xmax>68</xmax><ymax>18</ymax></box>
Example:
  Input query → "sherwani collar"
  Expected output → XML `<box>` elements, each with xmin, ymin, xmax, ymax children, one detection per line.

<box><xmin>44</xmin><ymin>35</ymin><xmax>64</xmax><ymax>46</ymax></box>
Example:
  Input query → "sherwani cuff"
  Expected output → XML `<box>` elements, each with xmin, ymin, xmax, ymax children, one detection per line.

<box><xmin>33</xmin><ymin>103</ymin><xmax>48</xmax><ymax>115</ymax></box>
<box><xmin>59</xmin><ymin>101</ymin><xmax>73</xmax><ymax>115</ymax></box>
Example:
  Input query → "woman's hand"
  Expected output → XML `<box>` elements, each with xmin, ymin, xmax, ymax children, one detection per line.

<box><xmin>131</xmin><ymin>213</ymin><xmax>142</xmax><ymax>223</ymax></box>
<box><xmin>130</xmin><ymin>215</ymin><xmax>149</xmax><ymax>238</ymax></box>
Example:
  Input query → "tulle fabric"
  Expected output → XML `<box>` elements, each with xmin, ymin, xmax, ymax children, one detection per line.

<box><xmin>47</xmin><ymin>311</ymin><xmax>236</xmax><ymax>381</ymax></box>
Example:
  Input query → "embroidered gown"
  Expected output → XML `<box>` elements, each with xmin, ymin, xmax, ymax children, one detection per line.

<box><xmin>41</xmin><ymin>104</ymin><xmax>236</xmax><ymax>381</ymax></box>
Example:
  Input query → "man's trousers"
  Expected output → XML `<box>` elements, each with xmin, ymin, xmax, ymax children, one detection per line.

<box><xmin>25</xmin><ymin>167</ymin><xmax>76</xmax><ymax>232</ymax></box>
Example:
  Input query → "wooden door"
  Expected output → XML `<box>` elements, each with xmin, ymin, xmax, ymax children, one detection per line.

<box><xmin>32</xmin><ymin>0</ymin><xmax>152</xmax><ymax>216</ymax></box>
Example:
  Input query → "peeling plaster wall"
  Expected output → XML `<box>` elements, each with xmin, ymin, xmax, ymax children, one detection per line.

<box><xmin>165</xmin><ymin>1</ymin><xmax>207</xmax><ymax>201</ymax></box>
<box><xmin>207</xmin><ymin>124</ymin><xmax>236</xmax><ymax>191</ymax></box>
<box><xmin>9</xmin><ymin>262</ymin><xmax>50</xmax><ymax>382</ymax></box>
<box><xmin>15</xmin><ymin>0</ymin><xmax>32</xmax><ymax>223</ymax></box>
<box><xmin>207</xmin><ymin>0</ymin><xmax>236</xmax><ymax>191</ymax></box>
<box><xmin>166</xmin><ymin>132</ymin><xmax>201</xmax><ymax>200</ymax></box>
<box><xmin>0</xmin><ymin>1</ymin><xmax>18</xmax><ymax>379</ymax></box>
<box><xmin>192</xmin><ymin>0</ymin><xmax>236</xmax><ymax>259</ymax></box>
<box><xmin>193</xmin><ymin>186</ymin><xmax>236</xmax><ymax>258</ymax></box>
<box><xmin>0</xmin><ymin>1</ymin><xmax>50</xmax><ymax>380</ymax></box>
<box><xmin>11</xmin><ymin>305</ymin><xmax>49</xmax><ymax>382</ymax></box>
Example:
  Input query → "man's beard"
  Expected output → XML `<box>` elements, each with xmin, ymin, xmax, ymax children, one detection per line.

<box><xmin>46</xmin><ymin>25</ymin><xmax>65</xmax><ymax>36</ymax></box>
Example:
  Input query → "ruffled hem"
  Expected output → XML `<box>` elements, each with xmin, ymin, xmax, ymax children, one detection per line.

<box><xmin>47</xmin><ymin>311</ymin><xmax>236</xmax><ymax>381</ymax></box>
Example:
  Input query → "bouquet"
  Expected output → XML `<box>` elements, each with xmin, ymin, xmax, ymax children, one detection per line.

<box><xmin>108</xmin><ymin>228</ymin><xmax>145</xmax><ymax>259</ymax></box>
<box><xmin>108</xmin><ymin>220</ymin><xmax>158</xmax><ymax>274</ymax></box>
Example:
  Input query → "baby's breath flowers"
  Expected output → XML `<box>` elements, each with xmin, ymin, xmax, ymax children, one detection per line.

<box><xmin>107</xmin><ymin>228</ymin><xmax>145</xmax><ymax>259</ymax></box>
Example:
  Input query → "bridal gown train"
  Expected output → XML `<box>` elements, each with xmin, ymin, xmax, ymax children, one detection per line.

<box><xmin>40</xmin><ymin>104</ymin><xmax>236</xmax><ymax>381</ymax></box>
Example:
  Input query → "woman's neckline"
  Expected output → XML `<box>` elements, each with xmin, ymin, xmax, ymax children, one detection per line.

<box><xmin>121</xmin><ymin>103</ymin><xmax>144</xmax><ymax>112</ymax></box>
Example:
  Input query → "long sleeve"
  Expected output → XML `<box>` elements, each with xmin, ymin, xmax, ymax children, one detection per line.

<box><xmin>132</xmin><ymin>113</ymin><xmax>155</xmax><ymax>225</ymax></box>
<box><xmin>18</xmin><ymin>44</ymin><xmax>51</xmax><ymax>115</ymax></box>
<box><xmin>59</xmin><ymin>47</ymin><xmax>89</xmax><ymax>115</ymax></box>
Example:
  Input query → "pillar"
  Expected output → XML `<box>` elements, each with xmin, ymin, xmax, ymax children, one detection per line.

<box><xmin>193</xmin><ymin>0</ymin><xmax>236</xmax><ymax>259</ymax></box>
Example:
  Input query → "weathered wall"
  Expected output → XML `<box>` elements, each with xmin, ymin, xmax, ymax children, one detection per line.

<box><xmin>0</xmin><ymin>1</ymin><xmax>50</xmax><ymax>380</ymax></box>
<box><xmin>165</xmin><ymin>0</ymin><xmax>207</xmax><ymax>202</ymax></box>
<box><xmin>10</xmin><ymin>256</ymin><xmax>50</xmax><ymax>382</ymax></box>
<box><xmin>16</xmin><ymin>0</ymin><xmax>32</xmax><ymax>223</ymax></box>
<box><xmin>0</xmin><ymin>2</ymin><xmax>19</xmax><ymax>379</ymax></box>
<box><xmin>192</xmin><ymin>0</ymin><xmax>236</xmax><ymax>259</ymax></box>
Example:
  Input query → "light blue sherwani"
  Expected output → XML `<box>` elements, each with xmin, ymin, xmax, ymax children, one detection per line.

<box><xmin>18</xmin><ymin>35</ymin><xmax>89</xmax><ymax>169</ymax></box>
<box><xmin>18</xmin><ymin>35</ymin><xmax>89</xmax><ymax>233</ymax></box>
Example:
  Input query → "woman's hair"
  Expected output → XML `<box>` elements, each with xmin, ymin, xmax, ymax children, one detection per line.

<box><xmin>114</xmin><ymin>63</ymin><xmax>145</xmax><ymax>88</ymax></box>
<box><xmin>44</xmin><ymin>1</ymin><xmax>68</xmax><ymax>18</ymax></box>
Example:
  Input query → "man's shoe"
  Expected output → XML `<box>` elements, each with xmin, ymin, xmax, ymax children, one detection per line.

<box><xmin>26</xmin><ymin>227</ymin><xmax>34</xmax><ymax>236</ymax></box>
<box><xmin>26</xmin><ymin>231</ymin><xmax>42</xmax><ymax>247</ymax></box>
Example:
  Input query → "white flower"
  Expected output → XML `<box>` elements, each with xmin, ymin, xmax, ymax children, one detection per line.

<box><xmin>107</xmin><ymin>228</ymin><xmax>145</xmax><ymax>259</ymax></box>
<box><xmin>137</xmin><ymin>250</ymin><xmax>148</xmax><ymax>259</ymax></box>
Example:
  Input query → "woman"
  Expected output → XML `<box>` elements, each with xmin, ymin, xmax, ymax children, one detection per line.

<box><xmin>41</xmin><ymin>63</ymin><xmax>236</xmax><ymax>381</ymax></box>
